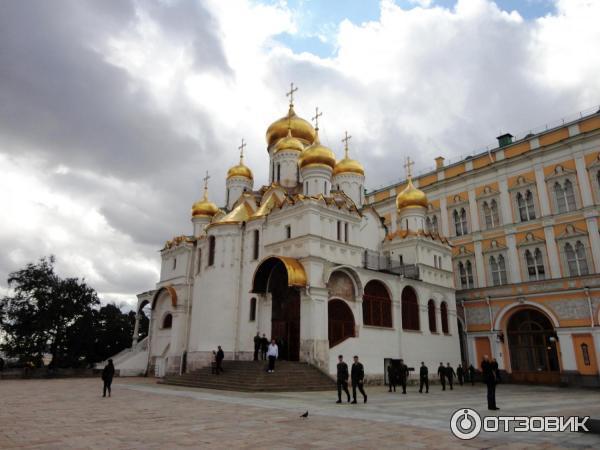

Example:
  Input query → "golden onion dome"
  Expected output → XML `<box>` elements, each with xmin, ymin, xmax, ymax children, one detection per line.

<box><xmin>274</xmin><ymin>128</ymin><xmax>304</xmax><ymax>153</ymax></box>
<box><xmin>227</xmin><ymin>163</ymin><xmax>253</xmax><ymax>180</ymax></box>
<box><xmin>266</xmin><ymin>105</ymin><xmax>316</xmax><ymax>148</ymax></box>
<box><xmin>298</xmin><ymin>131</ymin><xmax>336</xmax><ymax>171</ymax></box>
<box><xmin>333</xmin><ymin>157</ymin><xmax>364</xmax><ymax>176</ymax></box>
<box><xmin>191</xmin><ymin>189</ymin><xmax>219</xmax><ymax>218</ymax></box>
<box><xmin>396</xmin><ymin>178</ymin><xmax>428</xmax><ymax>210</ymax></box>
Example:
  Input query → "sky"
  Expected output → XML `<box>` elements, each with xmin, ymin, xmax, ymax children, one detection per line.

<box><xmin>1</xmin><ymin>0</ymin><xmax>599</xmax><ymax>309</ymax></box>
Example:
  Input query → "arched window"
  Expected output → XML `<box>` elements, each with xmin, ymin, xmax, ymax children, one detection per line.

<box><xmin>554</xmin><ymin>180</ymin><xmax>576</xmax><ymax>213</ymax></box>
<box><xmin>253</xmin><ymin>230</ymin><xmax>260</xmax><ymax>260</ymax></box>
<box><xmin>525</xmin><ymin>248</ymin><xmax>545</xmax><ymax>281</ymax></box>
<box><xmin>328</xmin><ymin>299</ymin><xmax>356</xmax><ymax>347</ymax></box>
<box><xmin>440</xmin><ymin>301</ymin><xmax>449</xmax><ymax>334</ymax></box>
<box><xmin>401</xmin><ymin>286</ymin><xmax>420</xmax><ymax>331</ymax></box>
<box><xmin>490</xmin><ymin>255</ymin><xmax>507</xmax><ymax>286</ymax></box>
<box><xmin>249</xmin><ymin>298</ymin><xmax>257</xmax><ymax>321</ymax></box>
<box><xmin>362</xmin><ymin>280</ymin><xmax>392</xmax><ymax>327</ymax></box>
<box><xmin>564</xmin><ymin>179</ymin><xmax>576</xmax><ymax>211</ymax></box>
<box><xmin>453</xmin><ymin>209</ymin><xmax>467</xmax><ymax>236</ymax></box>
<box><xmin>428</xmin><ymin>300</ymin><xmax>436</xmax><ymax>332</ymax></box>
<box><xmin>162</xmin><ymin>313</ymin><xmax>173</xmax><ymax>329</ymax></box>
<box><xmin>566</xmin><ymin>241</ymin><xmax>589</xmax><ymax>276</ymax></box>
<box><xmin>458</xmin><ymin>261</ymin><xmax>474</xmax><ymax>288</ymax></box>
<box><xmin>466</xmin><ymin>261</ymin><xmax>474</xmax><ymax>287</ymax></box>
<box><xmin>518</xmin><ymin>191</ymin><xmax>536</xmax><ymax>221</ymax></box>
<box><xmin>483</xmin><ymin>202</ymin><xmax>492</xmax><ymax>228</ymax></box>
<box><xmin>208</xmin><ymin>236</ymin><xmax>216</xmax><ymax>266</ymax></box>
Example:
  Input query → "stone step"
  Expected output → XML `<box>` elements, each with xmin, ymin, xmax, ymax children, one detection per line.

<box><xmin>161</xmin><ymin>360</ymin><xmax>335</xmax><ymax>392</ymax></box>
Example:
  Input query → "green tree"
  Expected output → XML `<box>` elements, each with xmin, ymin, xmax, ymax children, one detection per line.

<box><xmin>0</xmin><ymin>256</ymin><xmax>99</xmax><ymax>367</ymax></box>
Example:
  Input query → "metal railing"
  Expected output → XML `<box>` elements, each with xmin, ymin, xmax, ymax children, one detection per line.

<box><xmin>362</xmin><ymin>250</ymin><xmax>420</xmax><ymax>279</ymax></box>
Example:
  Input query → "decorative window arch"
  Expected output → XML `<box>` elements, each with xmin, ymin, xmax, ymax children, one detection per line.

<box><xmin>401</xmin><ymin>286</ymin><xmax>420</xmax><ymax>331</ymax></box>
<box><xmin>517</xmin><ymin>190</ymin><xmax>536</xmax><ymax>222</ymax></box>
<box><xmin>525</xmin><ymin>248</ymin><xmax>545</xmax><ymax>281</ymax></box>
<box><xmin>565</xmin><ymin>241</ymin><xmax>589</xmax><ymax>276</ymax></box>
<box><xmin>458</xmin><ymin>261</ymin><xmax>474</xmax><ymax>289</ymax></box>
<box><xmin>428</xmin><ymin>300</ymin><xmax>436</xmax><ymax>333</ymax></box>
<box><xmin>554</xmin><ymin>180</ymin><xmax>577</xmax><ymax>213</ymax></box>
<box><xmin>162</xmin><ymin>313</ymin><xmax>173</xmax><ymax>329</ymax></box>
<box><xmin>490</xmin><ymin>254</ymin><xmax>507</xmax><ymax>286</ymax></box>
<box><xmin>440</xmin><ymin>301</ymin><xmax>449</xmax><ymax>334</ymax></box>
<box><xmin>483</xmin><ymin>200</ymin><xmax>499</xmax><ymax>229</ymax></box>
<box><xmin>362</xmin><ymin>280</ymin><xmax>392</xmax><ymax>327</ymax></box>
<box><xmin>453</xmin><ymin>208</ymin><xmax>468</xmax><ymax>236</ymax></box>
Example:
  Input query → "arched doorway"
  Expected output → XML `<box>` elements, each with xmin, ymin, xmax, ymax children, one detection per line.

<box><xmin>362</xmin><ymin>280</ymin><xmax>392</xmax><ymax>327</ymax></box>
<box><xmin>507</xmin><ymin>308</ymin><xmax>560</xmax><ymax>384</ymax></box>
<box><xmin>328</xmin><ymin>299</ymin><xmax>355</xmax><ymax>347</ymax></box>
<box><xmin>251</xmin><ymin>256</ymin><xmax>306</xmax><ymax>362</ymax></box>
<box><xmin>401</xmin><ymin>286</ymin><xmax>419</xmax><ymax>330</ymax></box>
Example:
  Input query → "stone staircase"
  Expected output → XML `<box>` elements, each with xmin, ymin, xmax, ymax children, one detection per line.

<box><xmin>160</xmin><ymin>360</ymin><xmax>335</xmax><ymax>392</ymax></box>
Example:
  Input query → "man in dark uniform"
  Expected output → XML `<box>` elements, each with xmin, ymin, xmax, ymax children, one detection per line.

<box><xmin>350</xmin><ymin>355</ymin><xmax>367</xmax><ymax>404</ymax></box>
<box><xmin>398</xmin><ymin>359</ymin><xmax>409</xmax><ymax>394</ymax></box>
<box><xmin>468</xmin><ymin>364</ymin><xmax>476</xmax><ymax>385</ymax></box>
<box><xmin>216</xmin><ymin>346</ymin><xmax>225</xmax><ymax>374</ymax></box>
<box><xmin>481</xmin><ymin>355</ymin><xmax>499</xmax><ymax>410</ymax></box>
<box><xmin>457</xmin><ymin>364</ymin><xmax>464</xmax><ymax>386</ymax></box>
<box><xmin>387</xmin><ymin>363</ymin><xmax>397</xmax><ymax>393</ymax></box>
<box><xmin>260</xmin><ymin>333</ymin><xmax>269</xmax><ymax>360</ymax></box>
<box><xmin>101</xmin><ymin>359</ymin><xmax>115</xmax><ymax>397</ymax></box>
<box><xmin>446</xmin><ymin>362</ymin><xmax>456</xmax><ymax>390</ymax></box>
<box><xmin>336</xmin><ymin>355</ymin><xmax>351</xmax><ymax>403</ymax></box>
<box><xmin>437</xmin><ymin>362</ymin><xmax>446</xmax><ymax>391</ymax></box>
<box><xmin>419</xmin><ymin>362</ymin><xmax>429</xmax><ymax>393</ymax></box>
<box><xmin>253</xmin><ymin>332</ymin><xmax>261</xmax><ymax>361</ymax></box>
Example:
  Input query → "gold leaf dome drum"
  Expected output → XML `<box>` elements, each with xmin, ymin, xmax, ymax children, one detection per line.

<box><xmin>266</xmin><ymin>106</ymin><xmax>316</xmax><ymax>148</ymax></box>
<box><xmin>298</xmin><ymin>140</ymin><xmax>336</xmax><ymax>171</ymax></box>
<box><xmin>191</xmin><ymin>198</ymin><xmax>219</xmax><ymax>218</ymax></box>
<box><xmin>396</xmin><ymin>179</ymin><xmax>428</xmax><ymax>210</ymax></box>
<box><xmin>333</xmin><ymin>157</ymin><xmax>364</xmax><ymax>176</ymax></box>
<box><xmin>227</xmin><ymin>163</ymin><xmax>253</xmax><ymax>180</ymax></box>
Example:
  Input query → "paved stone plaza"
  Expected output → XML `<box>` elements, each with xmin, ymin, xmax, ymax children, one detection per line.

<box><xmin>1</xmin><ymin>377</ymin><xmax>599</xmax><ymax>449</ymax></box>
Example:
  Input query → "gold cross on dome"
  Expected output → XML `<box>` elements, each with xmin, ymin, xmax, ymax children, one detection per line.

<box><xmin>238</xmin><ymin>138</ymin><xmax>247</xmax><ymax>161</ymax></box>
<box><xmin>341</xmin><ymin>131</ymin><xmax>352</xmax><ymax>158</ymax></box>
<box><xmin>311</xmin><ymin>107</ymin><xmax>322</xmax><ymax>129</ymax></box>
<box><xmin>202</xmin><ymin>171</ymin><xmax>210</xmax><ymax>198</ymax></box>
<box><xmin>404</xmin><ymin>156</ymin><xmax>414</xmax><ymax>180</ymax></box>
<box><xmin>286</xmin><ymin>82</ymin><xmax>298</xmax><ymax>106</ymax></box>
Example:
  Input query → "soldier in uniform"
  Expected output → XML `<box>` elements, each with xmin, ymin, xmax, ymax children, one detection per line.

<box><xmin>253</xmin><ymin>332</ymin><xmax>261</xmax><ymax>361</ymax></box>
<box><xmin>398</xmin><ymin>359</ymin><xmax>409</xmax><ymax>394</ymax></box>
<box><xmin>418</xmin><ymin>362</ymin><xmax>429</xmax><ymax>393</ymax></box>
<box><xmin>457</xmin><ymin>363</ymin><xmax>464</xmax><ymax>386</ymax></box>
<box><xmin>468</xmin><ymin>364</ymin><xmax>476</xmax><ymax>385</ymax></box>
<box><xmin>336</xmin><ymin>355</ymin><xmax>351</xmax><ymax>403</ymax></box>
<box><xmin>437</xmin><ymin>362</ymin><xmax>446</xmax><ymax>391</ymax></box>
<box><xmin>387</xmin><ymin>363</ymin><xmax>397</xmax><ymax>392</ymax></box>
<box><xmin>351</xmin><ymin>355</ymin><xmax>367</xmax><ymax>404</ymax></box>
<box><xmin>445</xmin><ymin>362</ymin><xmax>456</xmax><ymax>390</ymax></box>
<box><xmin>481</xmin><ymin>355</ymin><xmax>499</xmax><ymax>410</ymax></box>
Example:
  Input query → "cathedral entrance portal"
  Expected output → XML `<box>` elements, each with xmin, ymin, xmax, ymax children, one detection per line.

<box><xmin>252</xmin><ymin>256</ymin><xmax>307</xmax><ymax>362</ymax></box>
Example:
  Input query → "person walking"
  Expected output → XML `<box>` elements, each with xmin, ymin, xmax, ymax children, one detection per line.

<box><xmin>350</xmin><ymin>355</ymin><xmax>367</xmax><ymax>404</ymax></box>
<box><xmin>267</xmin><ymin>339</ymin><xmax>278</xmax><ymax>373</ymax></box>
<box><xmin>418</xmin><ymin>362</ymin><xmax>429</xmax><ymax>393</ymax></box>
<box><xmin>437</xmin><ymin>362</ymin><xmax>446</xmax><ymax>391</ymax></box>
<box><xmin>253</xmin><ymin>332</ymin><xmax>261</xmax><ymax>361</ymax></box>
<box><xmin>445</xmin><ymin>363</ymin><xmax>456</xmax><ymax>390</ymax></box>
<box><xmin>260</xmin><ymin>334</ymin><xmax>269</xmax><ymax>361</ymax></box>
<box><xmin>387</xmin><ymin>363</ymin><xmax>397</xmax><ymax>393</ymax></box>
<box><xmin>336</xmin><ymin>355</ymin><xmax>351</xmax><ymax>403</ymax></box>
<box><xmin>481</xmin><ymin>355</ymin><xmax>499</xmax><ymax>410</ymax></box>
<box><xmin>457</xmin><ymin>364</ymin><xmax>464</xmax><ymax>386</ymax></box>
<box><xmin>398</xmin><ymin>359</ymin><xmax>409</xmax><ymax>394</ymax></box>
<box><xmin>468</xmin><ymin>364</ymin><xmax>476</xmax><ymax>385</ymax></box>
<box><xmin>102</xmin><ymin>359</ymin><xmax>115</xmax><ymax>398</ymax></box>
<box><xmin>216</xmin><ymin>346</ymin><xmax>225</xmax><ymax>374</ymax></box>
<box><xmin>492</xmin><ymin>358</ymin><xmax>501</xmax><ymax>384</ymax></box>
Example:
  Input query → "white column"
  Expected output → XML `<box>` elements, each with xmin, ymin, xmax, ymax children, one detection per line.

<box><xmin>544</xmin><ymin>224</ymin><xmax>562</xmax><ymax>279</ymax></box>
<box><xmin>468</xmin><ymin>189</ymin><xmax>480</xmax><ymax>232</ymax></box>
<box><xmin>557</xmin><ymin>332</ymin><xmax>577</xmax><ymax>371</ymax></box>
<box><xmin>440</xmin><ymin>197</ymin><xmax>450</xmax><ymax>237</ymax></box>
<box><xmin>585</xmin><ymin>216</ymin><xmax>600</xmax><ymax>273</ymax></box>
<box><xmin>575</xmin><ymin>154</ymin><xmax>594</xmax><ymax>207</ymax></box>
<box><xmin>506</xmin><ymin>233</ymin><xmax>521</xmax><ymax>283</ymax></box>
<box><xmin>474</xmin><ymin>240</ymin><xmax>486</xmax><ymax>287</ymax></box>
<box><xmin>132</xmin><ymin>313</ymin><xmax>141</xmax><ymax>345</ymax></box>
<box><xmin>535</xmin><ymin>165</ymin><xmax>551</xmax><ymax>217</ymax></box>
<box><xmin>498</xmin><ymin>178</ymin><xmax>513</xmax><ymax>225</ymax></box>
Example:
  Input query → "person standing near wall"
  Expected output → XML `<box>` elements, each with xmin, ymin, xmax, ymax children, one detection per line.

<box><xmin>419</xmin><ymin>362</ymin><xmax>429</xmax><ymax>393</ymax></box>
<box><xmin>102</xmin><ymin>359</ymin><xmax>115</xmax><ymax>398</ymax></box>
<box><xmin>266</xmin><ymin>339</ymin><xmax>278</xmax><ymax>373</ymax></box>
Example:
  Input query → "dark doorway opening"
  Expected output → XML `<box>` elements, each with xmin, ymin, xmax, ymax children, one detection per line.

<box><xmin>269</xmin><ymin>262</ymin><xmax>300</xmax><ymax>361</ymax></box>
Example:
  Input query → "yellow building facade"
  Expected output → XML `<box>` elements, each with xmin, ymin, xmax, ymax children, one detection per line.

<box><xmin>367</xmin><ymin>111</ymin><xmax>600</xmax><ymax>386</ymax></box>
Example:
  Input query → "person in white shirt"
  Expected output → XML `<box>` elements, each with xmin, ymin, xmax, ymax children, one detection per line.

<box><xmin>266</xmin><ymin>339</ymin><xmax>278</xmax><ymax>373</ymax></box>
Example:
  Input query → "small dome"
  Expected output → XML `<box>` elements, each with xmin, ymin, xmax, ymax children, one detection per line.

<box><xmin>333</xmin><ymin>157</ymin><xmax>364</xmax><ymax>176</ymax></box>
<box><xmin>396</xmin><ymin>178</ymin><xmax>428</xmax><ymax>210</ymax></box>
<box><xmin>192</xmin><ymin>194</ymin><xmax>219</xmax><ymax>218</ymax></box>
<box><xmin>274</xmin><ymin>128</ymin><xmax>304</xmax><ymax>153</ymax></box>
<box><xmin>266</xmin><ymin>105</ymin><xmax>316</xmax><ymax>148</ymax></box>
<box><xmin>298</xmin><ymin>132</ymin><xmax>335</xmax><ymax>170</ymax></box>
<box><xmin>227</xmin><ymin>162</ymin><xmax>253</xmax><ymax>180</ymax></box>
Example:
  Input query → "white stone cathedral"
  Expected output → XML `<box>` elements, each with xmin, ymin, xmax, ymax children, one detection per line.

<box><xmin>126</xmin><ymin>88</ymin><xmax>461</xmax><ymax>380</ymax></box>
